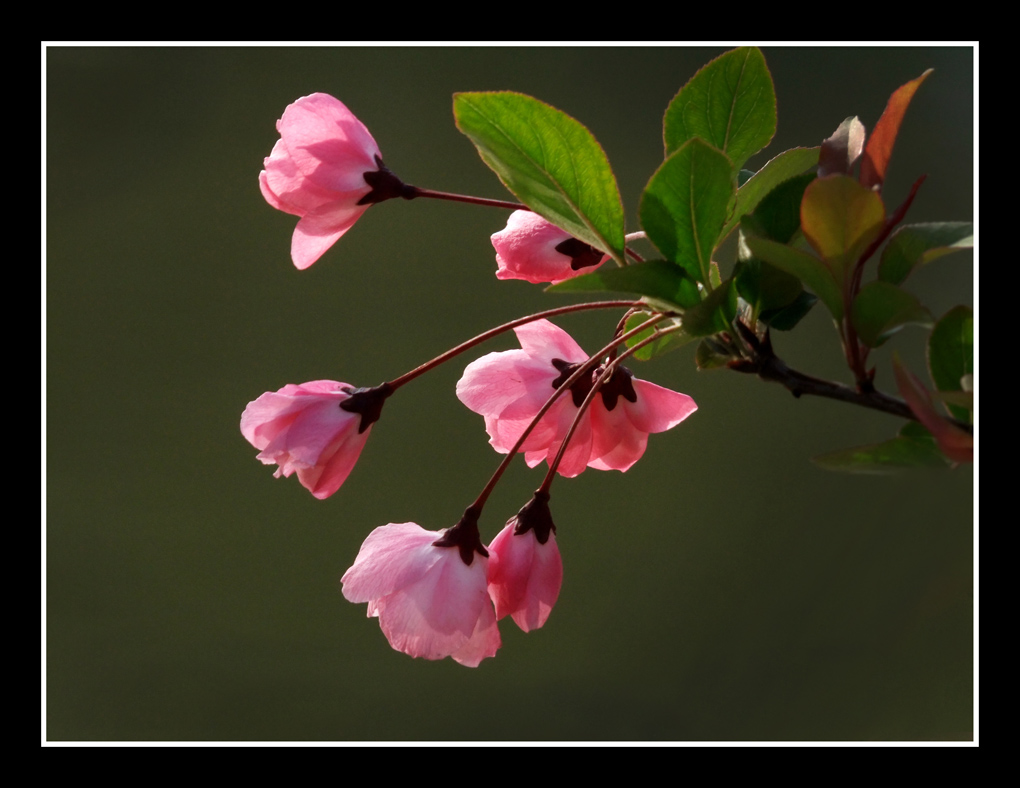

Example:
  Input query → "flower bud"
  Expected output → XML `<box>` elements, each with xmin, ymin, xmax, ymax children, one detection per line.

<box><xmin>487</xmin><ymin>491</ymin><xmax>562</xmax><ymax>632</ymax></box>
<box><xmin>491</xmin><ymin>210</ymin><xmax>607</xmax><ymax>284</ymax></box>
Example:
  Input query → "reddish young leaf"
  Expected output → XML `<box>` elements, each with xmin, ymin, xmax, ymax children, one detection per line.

<box><xmin>818</xmin><ymin>116</ymin><xmax>866</xmax><ymax>177</ymax></box>
<box><xmin>892</xmin><ymin>354</ymin><xmax>972</xmax><ymax>464</ymax></box>
<box><xmin>860</xmin><ymin>70</ymin><xmax>933</xmax><ymax>190</ymax></box>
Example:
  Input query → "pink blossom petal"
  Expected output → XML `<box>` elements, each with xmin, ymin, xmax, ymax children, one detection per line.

<box><xmin>491</xmin><ymin>210</ymin><xmax>607</xmax><ymax>284</ymax></box>
<box><xmin>241</xmin><ymin>380</ymin><xmax>377</xmax><ymax>499</ymax></box>
<box><xmin>514</xmin><ymin>319</ymin><xmax>589</xmax><ymax>364</ymax></box>
<box><xmin>341</xmin><ymin>523</ymin><xmax>444</xmax><ymax>603</ymax></box>
<box><xmin>263</xmin><ymin>139</ymin><xmax>356</xmax><ymax>214</ymax></box>
<box><xmin>587</xmin><ymin>401</ymin><xmax>649</xmax><ymax>471</ymax></box>
<box><xmin>297</xmin><ymin>425</ymin><xmax>372</xmax><ymax>499</ymax></box>
<box><xmin>341</xmin><ymin>523</ymin><xmax>500</xmax><ymax>666</ymax></box>
<box><xmin>456</xmin><ymin>349</ymin><xmax>539</xmax><ymax>416</ymax></box>
<box><xmin>276</xmin><ymin>93</ymin><xmax>381</xmax><ymax>190</ymax></box>
<box><xmin>625</xmin><ymin>379</ymin><xmax>699</xmax><ymax>433</ymax></box>
<box><xmin>291</xmin><ymin>206</ymin><xmax>369</xmax><ymax>270</ymax></box>
<box><xmin>487</xmin><ymin>524</ymin><xmax>563</xmax><ymax>632</ymax></box>
<box><xmin>449</xmin><ymin>604</ymin><xmax>501</xmax><ymax>667</ymax></box>
<box><xmin>259</xmin><ymin>93</ymin><xmax>382</xmax><ymax>269</ymax></box>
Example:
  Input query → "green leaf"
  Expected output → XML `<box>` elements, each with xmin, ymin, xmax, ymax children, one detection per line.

<box><xmin>664</xmin><ymin>46</ymin><xmax>776</xmax><ymax>172</ymax></box>
<box><xmin>939</xmin><ymin>390</ymin><xmax>973</xmax><ymax>411</ymax></box>
<box><xmin>709</xmin><ymin>261</ymin><xmax>723</xmax><ymax>289</ymax></box>
<box><xmin>735</xmin><ymin>227</ymin><xmax>803</xmax><ymax>315</ymax></box>
<box><xmin>721</xmin><ymin>147</ymin><xmax>820</xmax><ymax>240</ymax></box>
<box><xmin>623</xmin><ymin>313</ymin><xmax>694</xmax><ymax>361</ymax></box>
<box><xmin>928</xmin><ymin>305</ymin><xmax>973</xmax><ymax>422</ymax></box>
<box><xmin>760</xmin><ymin>291</ymin><xmax>818</xmax><ymax>331</ymax></box>
<box><xmin>878</xmin><ymin>222</ymin><xmax>974</xmax><ymax>285</ymax></box>
<box><xmin>811</xmin><ymin>422</ymin><xmax>950</xmax><ymax>473</ymax></box>
<box><xmin>453</xmin><ymin>91</ymin><xmax>626</xmax><ymax>262</ymax></box>
<box><xmin>546</xmin><ymin>259</ymin><xmax>700</xmax><ymax>310</ymax></box>
<box><xmin>748</xmin><ymin>171</ymin><xmax>817</xmax><ymax>244</ymax></box>
<box><xmin>736</xmin><ymin>258</ymin><xmax>803</xmax><ymax>312</ymax></box>
<box><xmin>851</xmin><ymin>281</ymin><xmax>933</xmax><ymax>348</ymax></box>
<box><xmin>801</xmin><ymin>174</ymin><xmax>886</xmax><ymax>281</ymax></box>
<box><xmin>640</xmin><ymin>138</ymin><xmax>734</xmax><ymax>283</ymax></box>
<box><xmin>744</xmin><ymin>234</ymin><xmax>843</xmax><ymax>320</ymax></box>
<box><xmin>680</xmin><ymin>278</ymin><xmax>736</xmax><ymax>337</ymax></box>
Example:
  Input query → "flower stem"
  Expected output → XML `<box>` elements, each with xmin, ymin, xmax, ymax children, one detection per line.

<box><xmin>470</xmin><ymin>312</ymin><xmax>673</xmax><ymax>512</ymax></box>
<box><xmin>387</xmin><ymin>300</ymin><xmax>642</xmax><ymax>391</ymax></box>
<box><xmin>727</xmin><ymin>323</ymin><xmax>973</xmax><ymax>433</ymax></box>
<box><xmin>403</xmin><ymin>185</ymin><xmax>524</xmax><ymax>211</ymax></box>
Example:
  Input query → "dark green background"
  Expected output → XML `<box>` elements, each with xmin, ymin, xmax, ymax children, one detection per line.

<box><xmin>46</xmin><ymin>46</ymin><xmax>974</xmax><ymax>741</ymax></box>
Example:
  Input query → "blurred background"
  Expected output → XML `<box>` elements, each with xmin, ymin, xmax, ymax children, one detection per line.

<box><xmin>45</xmin><ymin>45</ymin><xmax>974</xmax><ymax>742</ymax></box>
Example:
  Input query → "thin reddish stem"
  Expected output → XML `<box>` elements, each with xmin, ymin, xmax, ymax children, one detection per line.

<box><xmin>405</xmin><ymin>186</ymin><xmax>524</xmax><ymax>211</ymax></box>
<box><xmin>387</xmin><ymin>301</ymin><xmax>642</xmax><ymax>391</ymax></box>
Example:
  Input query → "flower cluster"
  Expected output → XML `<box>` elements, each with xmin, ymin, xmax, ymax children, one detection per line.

<box><xmin>456</xmin><ymin>320</ymin><xmax>698</xmax><ymax>477</ymax></box>
<box><xmin>246</xmin><ymin>93</ymin><xmax>699</xmax><ymax>666</ymax></box>
<box><xmin>339</xmin><ymin>497</ymin><xmax>563</xmax><ymax>666</ymax></box>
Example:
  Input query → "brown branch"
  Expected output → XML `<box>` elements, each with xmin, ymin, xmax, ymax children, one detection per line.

<box><xmin>728</xmin><ymin>325</ymin><xmax>972</xmax><ymax>433</ymax></box>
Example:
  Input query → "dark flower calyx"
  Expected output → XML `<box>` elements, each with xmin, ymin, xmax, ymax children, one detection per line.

<box><xmin>339</xmin><ymin>382</ymin><xmax>394</xmax><ymax>433</ymax></box>
<box><xmin>597</xmin><ymin>365</ymin><xmax>638</xmax><ymax>411</ymax></box>
<box><xmin>510</xmin><ymin>490</ymin><xmax>556</xmax><ymax>544</ymax></box>
<box><xmin>550</xmin><ymin>358</ymin><xmax>595</xmax><ymax>407</ymax></box>
<box><xmin>358</xmin><ymin>155</ymin><xmax>417</xmax><ymax>204</ymax></box>
<box><xmin>554</xmin><ymin>237</ymin><xmax>605</xmax><ymax>271</ymax></box>
<box><xmin>433</xmin><ymin>506</ymin><xmax>489</xmax><ymax>566</ymax></box>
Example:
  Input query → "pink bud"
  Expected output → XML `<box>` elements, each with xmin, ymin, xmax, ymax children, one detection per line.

<box><xmin>491</xmin><ymin>210</ymin><xmax>608</xmax><ymax>284</ymax></box>
<box><xmin>487</xmin><ymin>493</ymin><xmax>563</xmax><ymax>632</ymax></box>
<box><xmin>240</xmin><ymin>380</ymin><xmax>389</xmax><ymax>499</ymax></box>
<box><xmin>341</xmin><ymin>522</ymin><xmax>501</xmax><ymax>667</ymax></box>
<box><xmin>456</xmin><ymin>319</ymin><xmax>697</xmax><ymax>476</ymax></box>
<box><xmin>259</xmin><ymin>93</ymin><xmax>383</xmax><ymax>270</ymax></box>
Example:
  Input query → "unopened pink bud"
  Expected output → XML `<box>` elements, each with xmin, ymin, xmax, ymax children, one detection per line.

<box><xmin>487</xmin><ymin>492</ymin><xmax>563</xmax><ymax>632</ymax></box>
<box><xmin>491</xmin><ymin>210</ymin><xmax>607</xmax><ymax>284</ymax></box>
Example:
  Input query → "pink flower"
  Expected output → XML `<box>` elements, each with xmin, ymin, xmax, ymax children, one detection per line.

<box><xmin>240</xmin><ymin>380</ymin><xmax>391</xmax><ymax>500</ymax></box>
<box><xmin>487</xmin><ymin>492</ymin><xmax>563</xmax><ymax>632</ymax></box>
<box><xmin>341</xmin><ymin>519</ymin><xmax>500</xmax><ymax>667</ymax></box>
<box><xmin>456</xmin><ymin>319</ymin><xmax>698</xmax><ymax>477</ymax></box>
<box><xmin>259</xmin><ymin>93</ymin><xmax>402</xmax><ymax>270</ymax></box>
<box><xmin>491</xmin><ymin>210</ymin><xmax>608</xmax><ymax>284</ymax></box>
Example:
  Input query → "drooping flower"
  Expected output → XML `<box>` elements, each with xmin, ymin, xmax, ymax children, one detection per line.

<box><xmin>341</xmin><ymin>516</ymin><xmax>500</xmax><ymax>667</ymax></box>
<box><xmin>487</xmin><ymin>492</ymin><xmax>563</xmax><ymax>632</ymax></box>
<box><xmin>491</xmin><ymin>210</ymin><xmax>608</xmax><ymax>284</ymax></box>
<box><xmin>587</xmin><ymin>365</ymin><xmax>698</xmax><ymax>472</ymax></box>
<box><xmin>259</xmin><ymin>93</ymin><xmax>407</xmax><ymax>270</ymax></box>
<box><xmin>240</xmin><ymin>380</ymin><xmax>391</xmax><ymax>499</ymax></box>
<box><xmin>456</xmin><ymin>319</ymin><xmax>697</xmax><ymax>477</ymax></box>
